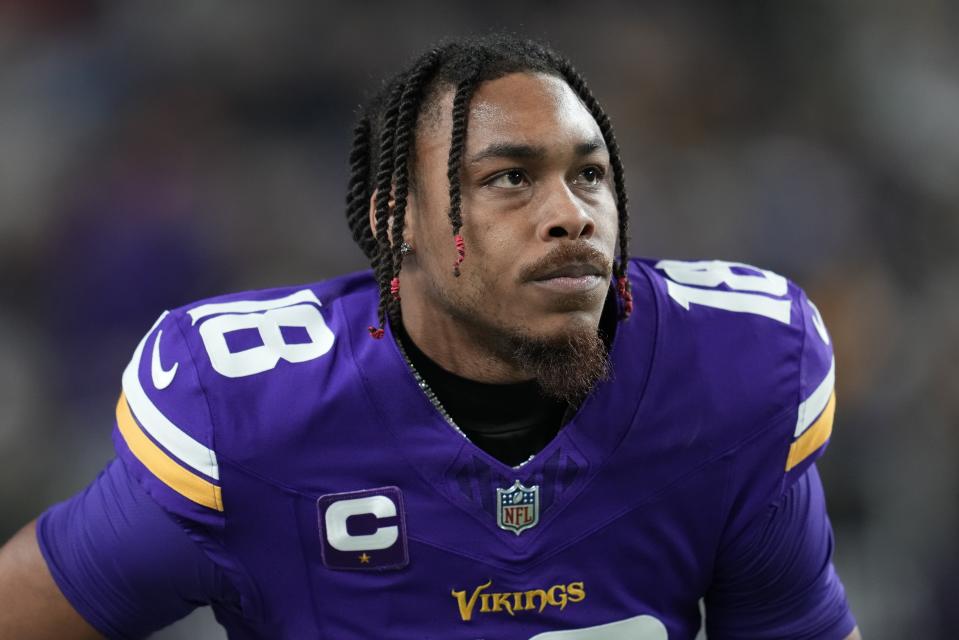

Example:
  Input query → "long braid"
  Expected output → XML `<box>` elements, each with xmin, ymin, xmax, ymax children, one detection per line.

<box><xmin>547</xmin><ymin>55</ymin><xmax>633</xmax><ymax>317</ymax></box>
<box><xmin>345</xmin><ymin>117</ymin><xmax>375</xmax><ymax>259</ymax></box>
<box><xmin>369</xmin><ymin>79</ymin><xmax>406</xmax><ymax>338</ymax></box>
<box><xmin>446</xmin><ymin>68</ymin><xmax>479</xmax><ymax>277</ymax></box>
<box><xmin>388</xmin><ymin>49</ymin><xmax>446</xmax><ymax>312</ymax></box>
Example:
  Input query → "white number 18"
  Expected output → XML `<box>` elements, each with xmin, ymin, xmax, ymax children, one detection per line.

<box><xmin>655</xmin><ymin>259</ymin><xmax>792</xmax><ymax>324</ymax></box>
<box><xmin>193</xmin><ymin>291</ymin><xmax>335</xmax><ymax>378</ymax></box>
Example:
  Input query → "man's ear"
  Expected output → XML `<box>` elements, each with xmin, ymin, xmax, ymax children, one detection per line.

<box><xmin>369</xmin><ymin>190</ymin><xmax>416</xmax><ymax>247</ymax></box>
<box><xmin>368</xmin><ymin>190</ymin><xmax>384</xmax><ymax>240</ymax></box>
<box><xmin>401</xmin><ymin>194</ymin><xmax>416</xmax><ymax>246</ymax></box>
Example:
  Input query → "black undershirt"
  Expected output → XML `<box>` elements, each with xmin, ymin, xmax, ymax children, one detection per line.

<box><xmin>397</xmin><ymin>289</ymin><xmax>618</xmax><ymax>467</ymax></box>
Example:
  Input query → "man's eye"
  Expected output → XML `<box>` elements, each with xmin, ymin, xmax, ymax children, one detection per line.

<box><xmin>573</xmin><ymin>166</ymin><xmax>605</xmax><ymax>186</ymax></box>
<box><xmin>488</xmin><ymin>169</ymin><xmax>528</xmax><ymax>188</ymax></box>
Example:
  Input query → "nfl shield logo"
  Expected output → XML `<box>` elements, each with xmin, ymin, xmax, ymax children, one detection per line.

<box><xmin>496</xmin><ymin>480</ymin><xmax>539</xmax><ymax>535</ymax></box>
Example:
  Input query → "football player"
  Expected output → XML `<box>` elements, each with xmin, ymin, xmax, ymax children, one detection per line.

<box><xmin>0</xmin><ymin>35</ymin><xmax>861</xmax><ymax>639</ymax></box>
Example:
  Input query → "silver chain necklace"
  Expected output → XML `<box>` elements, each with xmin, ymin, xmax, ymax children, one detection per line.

<box><xmin>394</xmin><ymin>335</ymin><xmax>535</xmax><ymax>469</ymax></box>
<box><xmin>394</xmin><ymin>335</ymin><xmax>463</xmax><ymax>436</ymax></box>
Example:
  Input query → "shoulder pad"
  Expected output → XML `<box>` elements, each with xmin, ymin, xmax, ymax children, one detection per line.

<box><xmin>785</xmin><ymin>287</ymin><xmax>835</xmax><ymax>480</ymax></box>
<box><xmin>114</xmin><ymin>278</ymin><xmax>357</xmax><ymax>525</ymax></box>
<box><xmin>114</xmin><ymin>309</ymin><xmax>222</xmax><ymax>525</ymax></box>
<box><xmin>637</xmin><ymin>258</ymin><xmax>837</xmax><ymax>477</ymax></box>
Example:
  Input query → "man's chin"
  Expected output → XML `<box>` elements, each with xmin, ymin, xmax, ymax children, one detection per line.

<box><xmin>507</xmin><ymin>325</ymin><xmax>610</xmax><ymax>405</ymax></box>
<box><xmin>524</xmin><ymin>281</ymin><xmax>609</xmax><ymax>316</ymax></box>
<box><xmin>439</xmin><ymin>293</ymin><xmax>608</xmax><ymax>402</ymax></box>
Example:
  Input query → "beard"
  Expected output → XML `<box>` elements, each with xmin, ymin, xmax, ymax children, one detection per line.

<box><xmin>420</xmin><ymin>241</ymin><xmax>614</xmax><ymax>404</ymax></box>
<box><xmin>507</xmin><ymin>328</ymin><xmax>610</xmax><ymax>405</ymax></box>
<box><xmin>432</xmin><ymin>280</ymin><xmax>612</xmax><ymax>404</ymax></box>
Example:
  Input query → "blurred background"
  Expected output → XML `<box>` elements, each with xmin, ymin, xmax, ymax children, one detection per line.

<box><xmin>1</xmin><ymin>1</ymin><xmax>956</xmax><ymax>638</ymax></box>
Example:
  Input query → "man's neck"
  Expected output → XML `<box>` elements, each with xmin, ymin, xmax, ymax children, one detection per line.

<box><xmin>394</xmin><ymin>322</ymin><xmax>567</xmax><ymax>466</ymax></box>
<box><xmin>398</xmin><ymin>300</ymin><xmax>532</xmax><ymax>385</ymax></box>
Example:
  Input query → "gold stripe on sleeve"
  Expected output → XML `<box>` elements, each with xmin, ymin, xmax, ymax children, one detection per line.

<box><xmin>785</xmin><ymin>392</ymin><xmax>836</xmax><ymax>472</ymax></box>
<box><xmin>116</xmin><ymin>393</ymin><xmax>223</xmax><ymax>511</ymax></box>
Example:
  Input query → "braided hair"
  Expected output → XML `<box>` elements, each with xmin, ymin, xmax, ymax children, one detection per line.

<box><xmin>343</xmin><ymin>34</ymin><xmax>632</xmax><ymax>339</ymax></box>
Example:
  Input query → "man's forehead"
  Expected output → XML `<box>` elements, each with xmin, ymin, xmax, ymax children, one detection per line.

<box><xmin>420</xmin><ymin>72</ymin><xmax>601</xmax><ymax>144</ymax></box>
<box><xmin>470</xmin><ymin>73</ymin><xmax>576</xmax><ymax>123</ymax></box>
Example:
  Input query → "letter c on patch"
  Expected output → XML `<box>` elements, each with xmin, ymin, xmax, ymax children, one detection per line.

<box><xmin>325</xmin><ymin>495</ymin><xmax>398</xmax><ymax>552</ymax></box>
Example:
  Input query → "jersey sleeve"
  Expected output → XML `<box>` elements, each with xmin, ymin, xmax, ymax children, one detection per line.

<box><xmin>36</xmin><ymin>459</ymin><xmax>239</xmax><ymax>639</ymax></box>
<box><xmin>112</xmin><ymin>310</ymin><xmax>223</xmax><ymax>528</ymax></box>
<box><xmin>784</xmin><ymin>288</ymin><xmax>836</xmax><ymax>487</ymax></box>
<box><xmin>39</xmin><ymin>310</ymin><xmax>262</xmax><ymax>635</ymax></box>
<box><xmin>706</xmin><ymin>286</ymin><xmax>853</xmax><ymax>638</ymax></box>
<box><xmin>704</xmin><ymin>465</ymin><xmax>856</xmax><ymax>639</ymax></box>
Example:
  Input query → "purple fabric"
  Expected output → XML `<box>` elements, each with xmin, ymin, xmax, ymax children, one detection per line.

<box><xmin>37</xmin><ymin>261</ymin><xmax>856</xmax><ymax>638</ymax></box>
<box><xmin>706</xmin><ymin>465</ymin><xmax>856</xmax><ymax>639</ymax></box>
<box><xmin>37</xmin><ymin>458</ymin><xmax>236</xmax><ymax>640</ymax></box>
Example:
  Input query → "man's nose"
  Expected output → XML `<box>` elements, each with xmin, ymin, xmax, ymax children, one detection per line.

<box><xmin>538</xmin><ymin>182</ymin><xmax>595</xmax><ymax>241</ymax></box>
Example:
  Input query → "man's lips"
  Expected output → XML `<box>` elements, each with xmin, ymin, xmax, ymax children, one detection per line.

<box><xmin>517</xmin><ymin>244</ymin><xmax>613</xmax><ymax>294</ymax></box>
<box><xmin>532</xmin><ymin>262</ymin><xmax>605</xmax><ymax>281</ymax></box>
<box><xmin>528</xmin><ymin>262</ymin><xmax>607</xmax><ymax>293</ymax></box>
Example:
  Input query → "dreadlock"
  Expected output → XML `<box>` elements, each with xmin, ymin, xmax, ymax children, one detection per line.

<box><xmin>343</xmin><ymin>34</ymin><xmax>632</xmax><ymax>339</ymax></box>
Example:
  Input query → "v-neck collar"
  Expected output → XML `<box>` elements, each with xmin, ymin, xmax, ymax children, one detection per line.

<box><xmin>346</xmin><ymin>262</ymin><xmax>659</xmax><ymax>546</ymax></box>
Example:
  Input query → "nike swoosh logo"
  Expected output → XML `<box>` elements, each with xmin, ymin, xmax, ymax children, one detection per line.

<box><xmin>151</xmin><ymin>330</ymin><xmax>179</xmax><ymax>390</ymax></box>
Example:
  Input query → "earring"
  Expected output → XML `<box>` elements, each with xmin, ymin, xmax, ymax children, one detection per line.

<box><xmin>400</xmin><ymin>242</ymin><xmax>414</xmax><ymax>256</ymax></box>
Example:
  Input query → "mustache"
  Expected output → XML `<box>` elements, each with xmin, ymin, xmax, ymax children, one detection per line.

<box><xmin>518</xmin><ymin>243</ymin><xmax>613</xmax><ymax>282</ymax></box>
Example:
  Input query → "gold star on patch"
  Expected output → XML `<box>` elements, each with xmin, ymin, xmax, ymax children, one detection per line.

<box><xmin>358</xmin><ymin>553</ymin><xmax>371</xmax><ymax>564</ymax></box>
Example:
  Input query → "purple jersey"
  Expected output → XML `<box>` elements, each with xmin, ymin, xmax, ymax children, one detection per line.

<box><xmin>43</xmin><ymin>258</ymin><xmax>854</xmax><ymax>639</ymax></box>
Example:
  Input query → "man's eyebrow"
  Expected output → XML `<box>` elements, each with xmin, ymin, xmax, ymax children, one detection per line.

<box><xmin>467</xmin><ymin>143</ymin><xmax>546</xmax><ymax>164</ymax></box>
<box><xmin>575</xmin><ymin>136</ymin><xmax>607</xmax><ymax>156</ymax></box>
<box><xmin>467</xmin><ymin>136</ymin><xmax>608</xmax><ymax>165</ymax></box>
